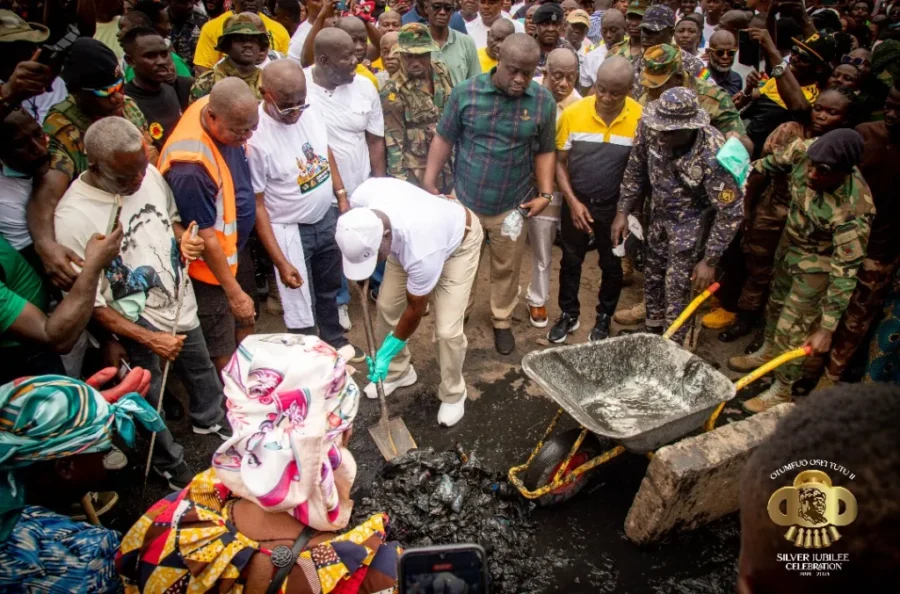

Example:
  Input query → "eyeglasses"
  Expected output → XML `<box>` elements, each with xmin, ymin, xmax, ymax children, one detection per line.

<box><xmin>84</xmin><ymin>78</ymin><xmax>124</xmax><ymax>98</ymax></box>
<box><xmin>431</xmin><ymin>3</ymin><xmax>454</xmax><ymax>12</ymax></box>
<box><xmin>711</xmin><ymin>49</ymin><xmax>737</xmax><ymax>58</ymax></box>
<box><xmin>840</xmin><ymin>54</ymin><xmax>868</xmax><ymax>68</ymax></box>
<box><xmin>266</xmin><ymin>92</ymin><xmax>309</xmax><ymax>117</ymax></box>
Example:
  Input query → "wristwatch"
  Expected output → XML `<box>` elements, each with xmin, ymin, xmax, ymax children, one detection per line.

<box><xmin>771</xmin><ymin>63</ymin><xmax>787</xmax><ymax>79</ymax></box>
<box><xmin>335</xmin><ymin>188</ymin><xmax>347</xmax><ymax>198</ymax></box>
<box><xmin>538</xmin><ymin>192</ymin><xmax>553</xmax><ymax>201</ymax></box>
<box><xmin>705</xmin><ymin>255</ymin><xmax>720</xmax><ymax>267</ymax></box>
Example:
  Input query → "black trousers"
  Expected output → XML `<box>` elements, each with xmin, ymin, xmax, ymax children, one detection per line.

<box><xmin>557</xmin><ymin>205</ymin><xmax>623</xmax><ymax>319</ymax></box>
<box><xmin>716</xmin><ymin>231</ymin><xmax>746</xmax><ymax>313</ymax></box>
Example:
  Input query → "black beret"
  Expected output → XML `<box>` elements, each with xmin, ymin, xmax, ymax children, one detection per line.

<box><xmin>60</xmin><ymin>38</ymin><xmax>122</xmax><ymax>91</ymax></box>
<box><xmin>533</xmin><ymin>3</ymin><xmax>565</xmax><ymax>25</ymax></box>
<box><xmin>807</xmin><ymin>129</ymin><xmax>865</xmax><ymax>171</ymax></box>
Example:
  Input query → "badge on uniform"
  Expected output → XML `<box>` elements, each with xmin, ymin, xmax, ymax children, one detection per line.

<box><xmin>388</xmin><ymin>92</ymin><xmax>397</xmax><ymax>102</ymax></box>
<box><xmin>522</xmin><ymin>109</ymin><xmax>531</xmax><ymax>121</ymax></box>
<box><xmin>718</xmin><ymin>189</ymin><xmax>736</xmax><ymax>204</ymax></box>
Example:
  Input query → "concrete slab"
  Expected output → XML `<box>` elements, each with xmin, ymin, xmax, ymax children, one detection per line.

<box><xmin>624</xmin><ymin>403</ymin><xmax>795</xmax><ymax>545</ymax></box>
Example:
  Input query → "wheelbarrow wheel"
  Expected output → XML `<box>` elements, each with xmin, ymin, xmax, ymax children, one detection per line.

<box><xmin>522</xmin><ymin>429</ymin><xmax>610</xmax><ymax>506</ymax></box>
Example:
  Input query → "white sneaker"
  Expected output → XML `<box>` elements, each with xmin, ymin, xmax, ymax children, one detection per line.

<box><xmin>364</xmin><ymin>366</ymin><xmax>418</xmax><ymax>399</ymax></box>
<box><xmin>337</xmin><ymin>343</ymin><xmax>366</xmax><ymax>363</ymax></box>
<box><xmin>338</xmin><ymin>304</ymin><xmax>351</xmax><ymax>331</ymax></box>
<box><xmin>102</xmin><ymin>446</ymin><xmax>127</xmax><ymax>470</ymax></box>
<box><xmin>438</xmin><ymin>392</ymin><xmax>466</xmax><ymax>427</ymax></box>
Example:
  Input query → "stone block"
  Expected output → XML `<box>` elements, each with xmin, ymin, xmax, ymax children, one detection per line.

<box><xmin>624</xmin><ymin>403</ymin><xmax>794</xmax><ymax>545</ymax></box>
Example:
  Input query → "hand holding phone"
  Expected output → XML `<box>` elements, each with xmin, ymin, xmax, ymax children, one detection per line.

<box><xmin>738</xmin><ymin>29</ymin><xmax>762</xmax><ymax>68</ymax></box>
<box><xmin>399</xmin><ymin>545</ymin><xmax>488</xmax><ymax>594</ymax></box>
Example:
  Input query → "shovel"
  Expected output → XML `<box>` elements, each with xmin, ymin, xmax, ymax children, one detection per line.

<box><xmin>354</xmin><ymin>280</ymin><xmax>417</xmax><ymax>461</ymax></box>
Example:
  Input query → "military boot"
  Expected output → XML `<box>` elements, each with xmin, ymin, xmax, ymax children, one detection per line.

<box><xmin>621</xmin><ymin>256</ymin><xmax>635</xmax><ymax>287</ymax></box>
<box><xmin>742</xmin><ymin>379</ymin><xmax>792</xmax><ymax>414</ymax></box>
<box><xmin>728</xmin><ymin>343</ymin><xmax>773</xmax><ymax>372</ymax></box>
<box><xmin>702</xmin><ymin>308</ymin><xmax>737</xmax><ymax>329</ymax></box>
<box><xmin>614</xmin><ymin>301</ymin><xmax>646</xmax><ymax>325</ymax></box>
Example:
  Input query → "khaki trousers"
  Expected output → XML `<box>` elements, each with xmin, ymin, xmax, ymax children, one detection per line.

<box><xmin>375</xmin><ymin>216</ymin><xmax>484</xmax><ymax>403</ymax></box>
<box><xmin>466</xmin><ymin>209</ymin><xmax>529</xmax><ymax>329</ymax></box>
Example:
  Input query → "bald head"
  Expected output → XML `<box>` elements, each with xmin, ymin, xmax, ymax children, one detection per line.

<box><xmin>314</xmin><ymin>27</ymin><xmax>354</xmax><ymax>61</ymax></box>
<box><xmin>499</xmin><ymin>32</ymin><xmax>541</xmax><ymax>65</ymax></box>
<box><xmin>719</xmin><ymin>9</ymin><xmax>751</xmax><ymax>33</ymax></box>
<box><xmin>596</xmin><ymin>55</ymin><xmax>633</xmax><ymax>88</ymax></box>
<box><xmin>602</xmin><ymin>7</ymin><xmax>625</xmax><ymax>26</ymax></box>
<box><xmin>547</xmin><ymin>47</ymin><xmax>579</xmax><ymax>72</ymax></box>
<box><xmin>205</xmin><ymin>78</ymin><xmax>259</xmax><ymax>145</ymax></box>
<box><xmin>490</xmin><ymin>16</ymin><xmax>516</xmax><ymax>38</ymax></box>
<box><xmin>337</xmin><ymin>15</ymin><xmax>367</xmax><ymax>37</ymax></box>
<box><xmin>209</xmin><ymin>77</ymin><xmax>258</xmax><ymax>116</ymax></box>
<box><xmin>262</xmin><ymin>58</ymin><xmax>306</xmax><ymax>97</ymax></box>
<box><xmin>710</xmin><ymin>29</ymin><xmax>735</xmax><ymax>47</ymax></box>
<box><xmin>593</xmin><ymin>56</ymin><xmax>633</xmax><ymax>117</ymax></box>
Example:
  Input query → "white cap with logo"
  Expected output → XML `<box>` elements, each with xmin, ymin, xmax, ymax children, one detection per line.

<box><xmin>335</xmin><ymin>208</ymin><xmax>384</xmax><ymax>281</ymax></box>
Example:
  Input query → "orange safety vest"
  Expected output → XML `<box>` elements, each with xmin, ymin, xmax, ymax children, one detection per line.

<box><xmin>158</xmin><ymin>96</ymin><xmax>238</xmax><ymax>285</ymax></box>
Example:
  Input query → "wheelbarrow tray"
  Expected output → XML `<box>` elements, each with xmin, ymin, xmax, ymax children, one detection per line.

<box><xmin>521</xmin><ymin>333</ymin><xmax>736</xmax><ymax>454</ymax></box>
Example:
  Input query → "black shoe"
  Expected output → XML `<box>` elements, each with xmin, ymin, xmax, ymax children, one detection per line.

<box><xmin>746</xmin><ymin>329</ymin><xmax>764</xmax><ymax>354</ymax></box>
<box><xmin>548</xmin><ymin>313</ymin><xmax>580</xmax><ymax>344</ymax></box>
<box><xmin>162</xmin><ymin>389</ymin><xmax>185</xmax><ymax>421</ymax></box>
<box><xmin>154</xmin><ymin>461</ymin><xmax>195</xmax><ymax>491</ymax></box>
<box><xmin>718</xmin><ymin>311</ymin><xmax>755</xmax><ymax>343</ymax></box>
<box><xmin>589</xmin><ymin>314</ymin><xmax>611</xmax><ymax>342</ymax></box>
<box><xmin>620</xmin><ymin>325</ymin><xmax>664</xmax><ymax>336</ymax></box>
<box><xmin>494</xmin><ymin>328</ymin><xmax>516</xmax><ymax>355</ymax></box>
<box><xmin>193</xmin><ymin>422</ymin><xmax>233</xmax><ymax>441</ymax></box>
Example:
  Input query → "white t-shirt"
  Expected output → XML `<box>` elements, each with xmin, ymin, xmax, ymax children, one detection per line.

<box><xmin>54</xmin><ymin>166</ymin><xmax>199</xmax><ymax>333</ymax></box>
<box><xmin>248</xmin><ymin>103</ymin><xmax>334</xmax><ymax>225</ymax></box>
<box><xmin>288</xmin><ymin>20</ymin><xmax>314</xmax><ymax>62</ymax></box>
<box><xmin>580</xmin><ymin>43</ymin><xmax>609</xmax><ymax>88</ymax></box>
<box><xmin>0</xmin><ymin>76</ymin><xmax>68</xmax><ymax>125</ymax></box>
<box><xmin>304</xmin><ymin>66</ymin><xmax>384</xmax><ymax>195</ymax></box>
<box><xmin>702</xmin><ymin>19</ymin><xmax>717</xmax><ymax>49</ymax></box>
<box><xmin>349</xmin><ymin>178</ymin><xmax>466</xmax><ymax>296</ymax></box>
<box><xmin>466</xmin><ymin>16</ymin><xmax>525</xmax><ymax>49</ymax></box>
<box><xmin>0</xmin><ymin>170</ymin><xmax>33</xmax><ymax>250</ymax></box>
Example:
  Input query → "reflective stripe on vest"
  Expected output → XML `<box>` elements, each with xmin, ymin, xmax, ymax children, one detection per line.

<box><xmin>158</xmin><ymin>96</ymin><xmax>239</xmax><ymax>284</ymax></box>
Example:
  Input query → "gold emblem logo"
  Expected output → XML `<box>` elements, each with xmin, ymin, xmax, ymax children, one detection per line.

<box><xmin>521</xmin><ymin>109</ymin><xmax>531</xmax><ymax>121</ymax></box>
<box><xmin>718</xmin><ymin>189</ymin><xmax>736</xmax><ymax>204</ymax></box>
<box><xmin>767</xmin><ymin>470</ymin><xmax>857</xmax><ymax>549</ymax></box>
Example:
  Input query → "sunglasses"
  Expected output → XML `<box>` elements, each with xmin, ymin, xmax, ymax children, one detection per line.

<box><xmin>431</xmin><ymin>3</ymin><xmax>454</xmax><ymax>12</ymax></box>
<box><xmin>840</xmin><ymin>54</ymin><xmax>868</xmax><ymax>68</ymax></box>
<box><xmin>84</xmin><ymin>78</ymin><xmax>124</xmax><ymax>98</ymax></box>
<box><xmin>266</xmin><ymin>92</ymin><xmax>309</xmax><ymax>117</ymax></box>
<box><xmin>711</xmin><ymin>49</ymin><xmax>737</xmax><ymax>58</ymax></box>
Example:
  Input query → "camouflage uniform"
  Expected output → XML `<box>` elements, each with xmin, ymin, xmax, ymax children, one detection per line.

<box><xmin>636</xmin><ymin>45</ymin><xmax>745</xmax><ymax>138</ymax></box>
<box><xmin>190</xmin><ymin>13</ymin><xmax>266</xmax><ymax>103</ymax></box>
<box><xmin>753</xmin><ymin>137</ymin><xmax>875</xmax><ymax>384</ymax></box>
<box><xmin>381</xmin><ymin>23</ymin><xmax>454</xmax><ymax>192</ymax></box>
<box><xmin>618</xmin><ymin>88</ymin><xmax>743</xmax><ymax>342</ymax></box>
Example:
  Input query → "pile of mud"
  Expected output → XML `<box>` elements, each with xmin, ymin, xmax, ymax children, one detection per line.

<box><xmin>351</xmin><ymin>447</ymin><xmax>557</xmax><ymax>592</ymax></box>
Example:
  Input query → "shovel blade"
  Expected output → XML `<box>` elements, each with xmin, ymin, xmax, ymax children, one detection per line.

<box><xmin>368</xmin><ymin>416</ymin><xmax>417</xmax><ymax>461</ymax></box>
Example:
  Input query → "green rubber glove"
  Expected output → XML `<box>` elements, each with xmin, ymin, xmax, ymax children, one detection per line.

<box><xmin>368</xmin><ymin>333</ymin><xmax>407</xmax><ymax>384</ymax></box>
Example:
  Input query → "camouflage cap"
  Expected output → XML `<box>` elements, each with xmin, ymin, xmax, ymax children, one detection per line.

<box><xmin>0</xmin><ymin>9</ymin><xmax>49</xmax><ymax>44</ymax></box>
<box><xmin>397</xmin><ymin>23</ymin><xmax>439</xmax><ymax>54</ymax></box>
<box><xmin>216</xmin><ymin>12</ymin><xmax>268</xmax><ymax>51</ymax></box>
<box><xmin>640</xmin><ymin>44</ymin><xmax>682</xmax><ymax>88</ymax></box>
<box><xmin>626</xmin><ymin>0</ymin><xmax>649</xmax><ymax>17</ymax></box>
<box><xmin>641</xmin><ymin>5</ymin><xmax>676</xmax><ymax>32</ymax></box>
<box><xmin>642</xmin><ymin>87</ymin><xmax>709</xmax><ymax>132</ymax></box>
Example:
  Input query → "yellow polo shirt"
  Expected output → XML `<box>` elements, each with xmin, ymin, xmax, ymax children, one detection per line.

<box><xmin>477</xmin><ymin>47</ymin><xmax>497</xmax><ymax>73</ymax></box>
<box><xmin>193</xmin><ymin>11</ymin><xmax>290</xmax><ymax>69</ymax></box>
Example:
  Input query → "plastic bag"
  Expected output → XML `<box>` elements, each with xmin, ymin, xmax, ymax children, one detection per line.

<box><xmin>716</xmin><ymin>136</ymin><xmax>751</xmax><ymax>187</ymax></box>
<box><xmin>500</xmin><ymin>209</ymin><xmax>525</xmax><ymax>240</ymax></box>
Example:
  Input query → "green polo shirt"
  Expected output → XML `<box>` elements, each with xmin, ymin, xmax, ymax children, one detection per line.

<box><xmin>432</xmin><ymin>28</ymin><xmax>481</xmax><ymax>87</ymax></box>
<box><xmin>0</xmin><ymin>235</ymin><xmax>49</xmax><ymax>347</ymax></box>
<box><xmin>437</xmin><ymin>69</ymin><xmax>557</xmax><ymax>216</ymax></box>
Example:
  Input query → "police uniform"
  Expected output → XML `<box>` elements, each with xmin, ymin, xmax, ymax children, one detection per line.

<box><xmin>380</xmin><ymin>24</ymin><xmax>454</xmax><ymax>193</ymax></box>
<box><xmin>618</xmin><ymin>88</ymin><xmax>743</xmax><ymax>342</ymax></box>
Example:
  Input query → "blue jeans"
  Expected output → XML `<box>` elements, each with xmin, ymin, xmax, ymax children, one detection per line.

<box><xmin>122</xmin><ymin>318</ymin><xmax>225</xmax><ymax>470</ymax></box>
<box><xmin>296</xmin><ymin>207</ymin><xmax>349</xmax><ymax>348</ymax></box>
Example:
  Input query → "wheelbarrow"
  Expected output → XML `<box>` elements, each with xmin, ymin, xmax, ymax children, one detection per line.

<box><xmin>508</xmin><ymin>284</ymin><xmax>810</xmax><ymax>506</ymax></box>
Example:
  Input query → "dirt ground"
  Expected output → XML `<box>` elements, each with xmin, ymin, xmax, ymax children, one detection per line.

<box><xmin>108</xmin><ymin>243</ymin><xmax>771</xmax><ymax>593</ymax></box>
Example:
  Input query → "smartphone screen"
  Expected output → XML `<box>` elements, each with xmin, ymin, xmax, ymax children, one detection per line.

<box><xmin>399</xmin><ymin>545</ymin><xmax>488</xmax><ymax>594</ymax></box>
<box><xmin>738</xmin><ymin>29</ymin><xmax>761</xmax><ymax>68</ymax></box>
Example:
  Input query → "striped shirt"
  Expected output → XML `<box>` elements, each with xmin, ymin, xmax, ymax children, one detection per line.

<box><xmin>437</xmin><ymin>72</ymin><xmax>557</xmax><ymax>215</ymax></box>
<box><xmin>556</xmin><ymin>96</ymin><xmax>642</xmax><ymax>213</ymax></box>
<box><xmin>587</xmin><ymin>10</ymin><xmax>605</xmax><ymax>45</ymax></box>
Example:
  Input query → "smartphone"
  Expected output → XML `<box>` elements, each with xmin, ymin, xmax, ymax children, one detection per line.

<box><xmin>399</xmin><ymin>544</ymin><xmax>488</xmax><ymax>594</ymax></box>
<box><xmin>36</xmin><ymin>26</ymin><xmax>78</xmax><ymax>76</ymax></box>
<box><xmin>738</xmin><ymin>29</ymin><xmax>761</xmax><ymax>68</ymax></box>
<box><xmin>336</xmin><ymin>0</ymin><xmax>348</xmax><ymax>10</ymax></box>
<box><xmin>117</xmin><ymin>360</ymin><xmax>132</xmax><ymax>380</ymax></box>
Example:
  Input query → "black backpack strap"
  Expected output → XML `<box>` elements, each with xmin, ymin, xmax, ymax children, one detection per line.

<box><xmin>264</xmin><ymin>525</ymin><xmax>316</xmax><ymax>594</ymax></box>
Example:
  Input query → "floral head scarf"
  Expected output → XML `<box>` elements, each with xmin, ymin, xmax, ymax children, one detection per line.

<box><xmin>213</xmin><ymin>334</ymin><xmax>360</xmax><ymax>532</ymax></box>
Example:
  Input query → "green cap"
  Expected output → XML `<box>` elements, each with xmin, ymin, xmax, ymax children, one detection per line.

<box><xmin>397</xmin><ymin>23</ymin><xmax>439</xmax><ymax>54</ymax></box>
<box><xmin>626</xmin><ymin>0</ymin><xmax>649</xmax><ymax>17</ymax></box>
<box><xmin>640</xmin><ymin>43</ymin><xmax>682</xmax><ymax>88</ymax></box>
<box><xmin>216</xmin><ymin>12</ymin><xmax>268</xmax><ymax>51</ymax></box>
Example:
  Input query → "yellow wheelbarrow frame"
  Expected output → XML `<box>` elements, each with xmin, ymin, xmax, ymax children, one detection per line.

<box><xmin>508</xmin><ymin>285</ymin><xmax>811</xmax><ymax>501</ymax></box>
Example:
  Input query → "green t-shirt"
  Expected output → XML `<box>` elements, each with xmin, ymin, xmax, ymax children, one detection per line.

<box><xmin>0</xmin><ymin>236</ymin><xmax>49</xmax><ymax>347</ymax></box>
<box><xmin>124</xmin><ymin>51</ymin><xmax>193</xmax><ymax>83</ymax></box>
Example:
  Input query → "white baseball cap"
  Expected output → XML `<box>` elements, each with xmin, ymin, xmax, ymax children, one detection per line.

<box><xmin>335</xmin><ymin>208</ymin><xmax>384</xmax><ymax>281</ymax></box>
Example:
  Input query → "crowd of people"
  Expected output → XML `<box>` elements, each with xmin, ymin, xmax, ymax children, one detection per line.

<box><xmin>0</xmin><ymin>0</ymin><xmax>898</xmax><ymax>592</ymax></box>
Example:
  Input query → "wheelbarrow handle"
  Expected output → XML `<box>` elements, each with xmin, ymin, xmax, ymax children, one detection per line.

<box><xmin>734</xmin><ymin>345</ymin><xmax>812</xmax><ymax>392</ymax></box>
<box><xmin>662</xmin><ymin>282</ymin><xmax>720</xmax><ymax>340</ymax></box>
